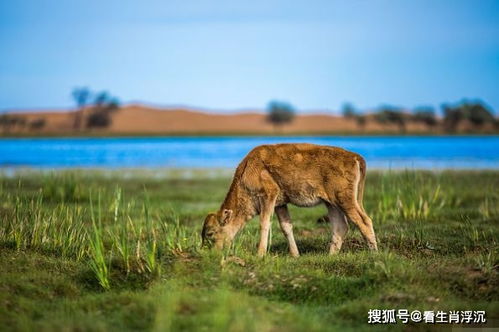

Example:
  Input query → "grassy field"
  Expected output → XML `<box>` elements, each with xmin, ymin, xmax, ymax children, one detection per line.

<box><xmin>0</xmin><ymin>170</ymin><xmax>498</xmax><ymax>331</ymax></box>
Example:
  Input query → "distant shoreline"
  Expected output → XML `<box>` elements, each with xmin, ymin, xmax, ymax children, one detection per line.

<box><xmin>1</xmin><ymin>132</ymin><xmax>499</xmax><ymax>138</ymax></box>
<box><xmin>1</xmin><ymin>104</ymin><xmax>497</xmax><ymax>137</ymax></box>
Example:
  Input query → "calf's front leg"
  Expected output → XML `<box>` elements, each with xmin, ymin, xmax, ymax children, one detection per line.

<box><xmin>256</xmin><ymin>173</ymin><xmax>279</xmax><ymax>257</ymax></box>
<box><xmin>275</xmin><ymin>205</ymin><xmax>300</xmax><ymax>257</ymax></box>
<box><xmin>257</xmin><ymin>193</ymin><xmax>278</xmax><ymax>257</ymax></box>
<box><xmin>257</xmin><ymin>207</ymin><xmax>273</xmax><ymax>257</ymax></box>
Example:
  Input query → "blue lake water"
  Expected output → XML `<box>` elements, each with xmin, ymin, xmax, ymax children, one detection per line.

<box><xmin>0</xmin><ymin>136</ymin><xmax>498</xmax><ymax>169</ymax></box>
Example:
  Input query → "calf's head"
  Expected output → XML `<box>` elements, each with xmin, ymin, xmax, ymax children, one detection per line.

<box><xmin>201</xmin><ymin>209</ymin><xmax>233</xmax><ymax>249</ymax></box>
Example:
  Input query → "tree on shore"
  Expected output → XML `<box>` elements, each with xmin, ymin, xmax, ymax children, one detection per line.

<box><xmin>86</xmin><ymin>92</ymin><xmax>120</xmax><ymax>128</ymax></box>
<box><xmin>72</xmin><ymin>87</ymin><xmax>90</xmax><ymax>130</ymax></box>
<box><xmin>71</xmin><ymin>88</ymin><xmax>120</xmax><ymax>130</ymax></box>
<box><xmin>374</xmin><ymin>106</ymin><xmax>407</xmax><ymax>132</ymax></box>
<box><xmin>0</xmin><ymin>114</ymin><xmax>26</xmax><ymax>133</ymax></box>
<box><xmin>412</xmin><ymin>106</ymin><xmax>438</xmax><ymax>130</ymax></box>
<box><xmin>30</xmin><ymin>118</ymin><xmax>46</xmax><ymax>130</ymax></box>
<box><xmin>442</xmin><ymin>104</ymin><xmax>464</xmax><ymax>132</ymax></box>
<box><xmin>341</xmin><ymin>103</ymin><xmax>356</xmax><ymax>119</ymax></box>
<box><xmin>466</xmin><ymin>103</ymin><xmax>495</xmax><ymax>128</ymax></box>
<box><xmin>442</xmin><ymin>100</ymin><xmax>495</xmax><ymax>132</ymax></box>
<box><xmin>355</xmin><ymin>114</ymin><xmax>367</xmax><ymax>129</ymax></box>
<box><xmin>267</xmin><ymin>101</ymin><xmax>295</xmax><ymax>128</ymax></box>
<box><xmin>342</xmin><ymin>102</ymin><xmax>367</xmax><ymax>129</ymax></box>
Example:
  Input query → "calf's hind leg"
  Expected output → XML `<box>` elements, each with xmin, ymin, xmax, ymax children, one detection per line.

<box><xmin>275</xmin><ymin>205</ymin><xmax>300</xmax><ymax>257</ymax></box>
<box><xmin>336</xmin><ymin>185</ymin><xmax>378</xmax><ymax>251</ymax></box>
<box><xmin>341</xmin><ymin>203</ymin><xmax>378</xmax><ymax>250</ymax></box>
<box><xmin>327</xmin><ymin>204</ymin><xmax>349</xmax><ymax>254</ymax></box>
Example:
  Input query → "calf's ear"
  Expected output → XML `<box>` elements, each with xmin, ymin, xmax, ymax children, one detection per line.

<box><xmin>221</xmin><ymin>209</ymin><xmax>233</xmax><ymax>225</ymax></box>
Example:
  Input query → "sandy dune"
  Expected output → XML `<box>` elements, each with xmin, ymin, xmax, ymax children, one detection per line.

<box><xmin>1</xmin><ymin>104</ymin><xmax>433</xmax><ymax>135</ymax></box>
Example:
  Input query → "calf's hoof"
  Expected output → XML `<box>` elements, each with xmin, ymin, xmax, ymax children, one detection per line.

<box><xmin>257</xmin><ymin>249</ymin><xmax>266</xmax><ymax>257</ymax></box>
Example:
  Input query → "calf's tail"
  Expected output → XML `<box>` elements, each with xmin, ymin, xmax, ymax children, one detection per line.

<box><xmin>356</xmin><ymin>157</ymin><xmax>367</xmax><ymax>209</ymax></box>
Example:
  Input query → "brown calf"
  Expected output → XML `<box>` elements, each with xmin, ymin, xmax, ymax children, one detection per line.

<box><xmin>201</xmin><ymin>143</ymin><xmax>377</xmax><ymax>256</ymax></box>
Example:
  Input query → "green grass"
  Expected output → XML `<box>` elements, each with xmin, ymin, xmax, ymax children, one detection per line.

<box><xmin>0</xmin><ymin>170</ymin><xmax>498</xmax><ymax>331</ymax></box>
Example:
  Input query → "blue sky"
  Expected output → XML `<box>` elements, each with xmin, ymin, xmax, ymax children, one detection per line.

<box><xmin>1</xmin><ymin>0</ymin><xmax>498</xmax><ymax>113</ymax></box>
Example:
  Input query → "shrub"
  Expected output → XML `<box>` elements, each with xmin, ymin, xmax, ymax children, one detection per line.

<box><xmin>30</xmin><ymin>118</ymin><xmax>46</xmax><ymax>130</ymax></box>
<box><xmin>442</xmin><ymin>100</ymin><xmax>495</xmax><ymax>132</ymax></box>
<box><xmin>374</xmin><ymin>106</ymin><xmax>407</xmax><ymax>132</ymax></box>
<box><xmin>412</xmin><ymin>107</ymin><xmax>438</xmax><ymax>128</ymax></box>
